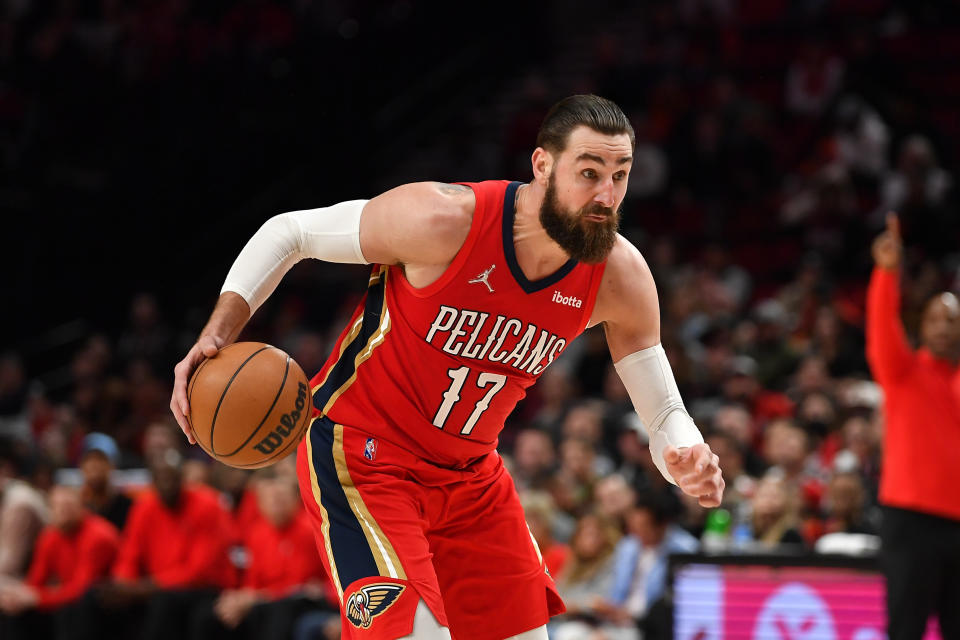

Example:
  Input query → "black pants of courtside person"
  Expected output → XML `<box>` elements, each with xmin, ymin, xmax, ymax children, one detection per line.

<box><xmin>882</xmin><ymin>506</ymin><xmax>960</xmax><ymax>640</ymax></box>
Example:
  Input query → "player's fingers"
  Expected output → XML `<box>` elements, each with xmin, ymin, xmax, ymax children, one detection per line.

<box><xmin>699</xmin><ymin>475</ymin><xmax>726</xmax><ymax>507</ymax></box>
<box><xmin>198</xmin><ymin>335</ymin><xmax>222</xmax><ymax>358</ymax></box>
<box><xmin>887</xmin><ymin>211</ymin><xmax>900</xmax><ymax>239</ymax></box>
<box><xmin>679</xmin><ymin>464</ymin><xmax>722</xmax><ymax>495</ymax></box>
<box><xmin>663</xmin><ymin>445</ymin><xmax>681</xmax><ymax>466</ymax></box>
<box><xmin>698</xmin><ymin>491</ymin><xmax>722</xmax><ymax>508</ymax></box>
<box><xmin>698</xmin><ymin>453</ymin><xmax>720</xmax><ymax>477</ymax></box>
<box><xmin>169</xmin><ymin>374</ymin><xmax>196</xmax><ymax>444</ymax></box>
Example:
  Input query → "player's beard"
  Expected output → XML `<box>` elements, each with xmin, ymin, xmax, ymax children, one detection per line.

<box><xmin>539</xmin><ymin>174</ymin><xmax>620</xmax><ymax>264</ymax></box>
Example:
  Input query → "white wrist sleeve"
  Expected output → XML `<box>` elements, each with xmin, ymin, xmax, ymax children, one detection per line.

<box><xmin>613</xmin><ymin>343</ymin><xmax>704</xmax><ymax>485</ymax></box>
<box><xmin>221</xmin><ymin>200</ymin><xmax>369</xmax><ymax>314</ymax></box>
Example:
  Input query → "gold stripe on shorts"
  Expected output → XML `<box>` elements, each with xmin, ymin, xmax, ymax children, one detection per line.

<box><xmin>332</xmin><ymin>423</ymin><xmax>407</xmax><ymax>581</ymax></box>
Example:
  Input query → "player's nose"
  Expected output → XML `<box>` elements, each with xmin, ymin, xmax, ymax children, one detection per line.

<box><xmin>594</xmin><ymin>181</ymin><xmax>615</xmax><ymax>207</ymax></box>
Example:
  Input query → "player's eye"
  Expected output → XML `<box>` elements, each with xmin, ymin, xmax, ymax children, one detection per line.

<box><xmin>581</xmin><ymin>169</ymin><xmax>597</xmax><ymax>179</ymax></box>
<box><xmin>613</xmin><ymin>171</ymin><xmax>627</xmax><ymax>181</ymax></box>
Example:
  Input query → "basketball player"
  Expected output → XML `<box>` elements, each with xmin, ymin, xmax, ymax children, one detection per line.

<box><xmin>170</xmin><ymin>95</ymin><xmax>724</xmax><ymax>639</ymax></box>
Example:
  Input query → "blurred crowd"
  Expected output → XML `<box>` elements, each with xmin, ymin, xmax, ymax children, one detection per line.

<box><xmin>2</xmin><ymin>0</ymin><xmax>960</xmax><ymax>639</ymax></box>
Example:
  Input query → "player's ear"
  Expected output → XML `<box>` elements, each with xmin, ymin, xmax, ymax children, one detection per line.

<box><xmin>531</xmin><ymin>147</ymin><xmax>553</xmax><ymax>185</ymax></box>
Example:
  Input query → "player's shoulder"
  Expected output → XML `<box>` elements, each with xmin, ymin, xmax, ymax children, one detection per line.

<box><xmin>378</xmin><ymin>181</ymin><xmax>475</xmax><ymax>228</ymax></box>
<box><xmin>365</xmin><ymin>181</ymin><xmax>476</xmax><ymax>264</ymax></box>
<box><xmin>602</xmin><ymin>235</ymin><xmax>653</xmax><ymax>286</ymax></box>
<box><xmin>592</xmin><ymin>235</ymin><xmax>657</xmax><ymax>325</ymax></box>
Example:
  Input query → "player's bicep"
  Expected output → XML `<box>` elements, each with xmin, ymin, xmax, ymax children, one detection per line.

<box><xmin>359</xmin><ymin>182</ymin><xmax>474</xmax><ymax>266</ymax></box>
<box><xmin>596</xmin><ymin>239</ymin><xmax>661</xmax><ymax>361</ymax></box>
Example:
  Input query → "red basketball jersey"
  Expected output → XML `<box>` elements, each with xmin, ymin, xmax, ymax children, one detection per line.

<box><xmin>310</xmin><ymin>180</ymin><xmax>606</xmax><ymax>467</ymax></box>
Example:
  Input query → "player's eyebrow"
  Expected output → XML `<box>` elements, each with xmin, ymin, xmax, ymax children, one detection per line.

<box><xmin>575</xmin><ymin>152</ymin><xmax>633</xmax><ymax>165</ymax></box>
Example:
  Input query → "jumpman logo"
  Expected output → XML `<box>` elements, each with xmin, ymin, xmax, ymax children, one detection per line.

<box><xmin>469</xmin><ymin>264</ymin><xmax>496</xmax><ymax>293</ymax></box>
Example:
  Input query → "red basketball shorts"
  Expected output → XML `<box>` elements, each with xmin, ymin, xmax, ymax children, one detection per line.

<box><xmin>295</xmin><ymin>416</ymin><xmax>564</xmax><ymax>639</ymax></box>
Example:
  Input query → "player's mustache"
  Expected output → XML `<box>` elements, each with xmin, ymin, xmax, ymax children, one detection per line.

<box><xmin>580</xmin><ymin>204</ymin><xmax>616</xmax><ymax>219</ymax></box>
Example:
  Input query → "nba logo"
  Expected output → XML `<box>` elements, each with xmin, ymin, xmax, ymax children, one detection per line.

<box><xmin>364</xmin><ymin>438</ymin><xmax>378</xmax><ymax>461</ymax></box>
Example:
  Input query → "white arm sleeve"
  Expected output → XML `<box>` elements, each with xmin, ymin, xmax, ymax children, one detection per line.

<box><xmin>221</xmin><ymin>200</ymin><xmax>369</xmax><ymax>314</ymax></box>
<box><xmin>613</xmin><ymin>343</ymin><xmax>704</xmax><ymax>485</ymax></box>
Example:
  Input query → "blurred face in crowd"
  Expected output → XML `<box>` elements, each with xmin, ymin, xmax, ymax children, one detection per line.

<box><xmin>50</xmin><ymin>486</ymin><xmax>85</xmax><ymax>533</ymax></box>
<box><xmin>763</xmin><ymin>420</ymin><xmax>808</xmax><ymax>473</ymax></box>
<box><xmin>513</xmin><ymin>430</ymin><xmax>555</xmax><ymax>476</ymax></box>
<box><xmin>538</xmin><ymin>127</ymin><xmax>632</xmax><ymax>264</ymax></box>
<box><xmin>525</xmin><ymin>510</ymin><xmax>551</xmax><ymax>547</ymax></box>
<box><xmin>594</xmin><ymin>474</ymin><xmax>635</xmax><ymax>522</ymax></box>
<box><xmin>752</xmin><ymin>476</ymin><xmax>793</xmax><ymax>526</ymax></box>
<box><xmin>827</xmin><ymin>473</ymin><xmax>864</xmax><ymax>522</ymax></box>
<box><xmin>151</xmin><ymin>451</ymin><xmax>183</xmax><ymax>509</ymax></box>
<box><xmin>561</xmin><ymin>403</ymin><xmax>604</xmax><ymax>445</ymax></box>
<box><xmin>797</xmin><ymin>392</ymin><xmax>836</xmax><ymax>439</ymax></box>
<box><xmin>713</xmin><ymin>405</ymin><xmax>753</xmax><ymax>447</ymax></box>
<box><xmin>794</xmin><ymin>356</ymin><xmax>830</xmax><ymax>395</ymax></box>
<box><xmin>80</xmin><ymin>451</ymin><xmax>112</xmax><ymax>493</ymax></box>
<box><xmin>617</xmin><ymin>427</ymin><xmax>651</xmax><ymax>467</ymax></box>
<box><xmin>706</xmin><ymin>432</ymin><xmax>743</xmax><ymax>480</ymax></box>
<box><xmin>626</xmin><ymin>506</ymin><xmax>666</xmax><ymax>548</ymax></box>
<box><xmin>143</xmin><ymin>422</ymin><xmax>178</xmax><ymax>464</ymax></box>
<box><xmin>920</xmin><ymin>293</ymin><xmax>960</xmax><ymax>361</ymax></box>
<box><xmin>257</xmin><ymin>479</ymin><xmax>299</xmax><ymax>528</ymax></box>
<box><xmin>559</xmin><ymin>439</ymin><xmax>595</xmax><ymax>480</ymax></box>
<box><xmin>571</xmin><ymin>515</ymin><xmax>611</xmax><ymax>560</ymax></box>
<box><xmin>842</xmin><ymin>415</ymin><xmax>877</xmax><ymax>462</ymax></box>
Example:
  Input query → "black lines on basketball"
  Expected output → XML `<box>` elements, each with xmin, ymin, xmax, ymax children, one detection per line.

<box><xmin>188</xmin><ymin>342</ymin><xmax>311</xmax><ymax>469</ymax></box>
<box><xmin>208</xmin><ymin>345</ymin><xmax>272</xmax><ymax>456</ymax></box>
<box><xmin>218</xmin><ymin>355</ymin><xmax>290</xmax><ymax>459</ymax></box>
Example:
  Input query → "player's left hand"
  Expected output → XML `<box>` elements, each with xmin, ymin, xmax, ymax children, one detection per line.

<box><xmin>664</xmin><ymin>443</ymin><xmax>724</xmax><ymax>507</ymax></box>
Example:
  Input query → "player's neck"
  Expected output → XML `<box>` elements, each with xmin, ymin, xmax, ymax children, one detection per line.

<box><xmin>512</xmin><ymin>182</ymin><xmax>572</xmax><ymax>281</ymax></box>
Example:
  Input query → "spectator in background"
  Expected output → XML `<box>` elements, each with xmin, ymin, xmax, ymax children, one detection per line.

<box><xmin>529</xmin><ymin>366</ymin><xmax>576</xmax><ymax>437</ymax></box>
<box><xmin>79</xmin><ymin>433</ymin><xmax>132</xmax><ymax>531</ymax></box>
<box><xmin>822</xmin><ymin>472</ymin><xmax>875</xmax><ymax>535</ymax></box>
<box><xmin>191</xmin><ymin>474</ymin><xmax>331</xmax><ymax>640</ymax></box>
<box><xmin>551</xmin><ymin>439</ymin><xmax>601</xmax><ymax>517</ymax></box>
<box><xmin>867</xmin><ymin>214</ymin><xmax>960</xmax><ymax>640</ymax></box>
<box><xmin>212</xmin><ymin>465</ymin><xmax>261</xmax><ymax>545</ymax></box>
<box><xmin>0</xmin><ymin>486</ymin><xmax>119</xmax><ymax>640</ymax></box>
<box><xmin>762</xmin><ymin>417</ymin><xmax>825</xmax><ymax>511</ymax></box>
<box><xmin>749</xmin><ymin>474</ymin><xmax>804</xmax><ymax>548</ymax></box>
<box><xmin>552</xmin><ymin>514</ymin><xmax>627</xmax><ymax>640</ymax></box>
<box><xmin>561</xmin><ymin>400</ymin><xmax>615</xmax><ymax>474</ymax></box>
<box><xmin>511</xmin><ymin>429</ymin><xmax>557</xmax><ymax>492</ymax></box>
<box><xmin>594</xmin><ymin>473</ymin><xmax>637</xmax><ymax>530</ymax></box>
<box><xmin>522</xmin><ymin>491</ymin><xmax>572</xmax><ymax>578</ymax></box>
<box><xmin>711</xmin><ymin>403</ymin><xmax>766</xmax><ymax>477</ymax></box>
<box><xmin>0</xmin><ymin>354</ymin><xmax>30</xmax><ymax>445</ymax></box>
<box><xmin>607</xmin><ymin>492</ymin><xmax>698</xmax><ymax>631</ymax></box>
<box><xmin>69</xmin><ymin>448</ymin><xmax>234</xmax><ymax>640</ymax></box>
<box><xmin>0</xmin><ymin>451</ymin><xmax>48</xmax><ymax>579</ymax></box>
<box><xmin>705</xmin><ymin>430</ymin><xmax>756</xmax><ymax>515</ymax></box>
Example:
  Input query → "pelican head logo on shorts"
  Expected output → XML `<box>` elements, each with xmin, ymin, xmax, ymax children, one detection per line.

<box><xmin>346</xmin><ymin>583</ymin><xmax>405</xmax><ymax>629</ymax></box>
<box><xmin>364</xmin><ymin>437</ymin><xmax>378</xmax><ymax>461</ymax></box>
<box><xmin>253</xmin><ymin>381</ymin><xmax>308</xmax><ymax>455</ymax></box>
<box><xmin>469</xmin><ymin>264</ymin><xmax>496</xmax><ymax>293</ymax></box>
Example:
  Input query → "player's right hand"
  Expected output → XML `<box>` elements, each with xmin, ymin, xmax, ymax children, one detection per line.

<box><xmin>872</xmin><ymin>212</ymin><xmax>902</xmax><ymax>270</ymax></box>
<box><xmin>170</xmin><ymin>334</ymin><xmax>223</xmax><ymax>444</ymax></box>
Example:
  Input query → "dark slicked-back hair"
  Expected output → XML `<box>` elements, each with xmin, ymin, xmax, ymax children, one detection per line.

<box><xmin>536</xmin><ymin>94</ymin><xmax>635</xmax><ymax>154</ymax></box>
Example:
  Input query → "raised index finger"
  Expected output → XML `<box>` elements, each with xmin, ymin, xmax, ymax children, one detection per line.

<box><xmin>886</xmin><ymin>211</ymin><xmax>900</xmax><ymax>239</ymax></box>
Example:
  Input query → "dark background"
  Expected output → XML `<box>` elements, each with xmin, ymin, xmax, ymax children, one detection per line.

<box><xmin>2</xmin><ymin>0</ymin><xmax>959</xmax><ymax>430</ymax></box>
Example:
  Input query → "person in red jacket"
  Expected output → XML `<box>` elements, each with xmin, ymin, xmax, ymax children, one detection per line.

<box><xmin>867</xmin><ymin>213</ymin><xmax>960</xmax><ymax>640</ymax></box>
<box><xmin>191</xmin><ymin>473</ymin><xmax>334</xmax><ymax>640</ymax></box>
<box><xmin>67</xmin><ymin>448</ymin><xmax>235</xmax><ymax>640</ymax></box>
<box><xmin>0</xmin><ymin>485</ymin><xmax>118</xmax><ymax>640</ymax></box>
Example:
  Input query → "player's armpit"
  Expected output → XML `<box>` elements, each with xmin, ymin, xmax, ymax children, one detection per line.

<box><xmin>359</xmin><ymin>182</ymin><xmax>475</xmax><ymax>267</ymax></box>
